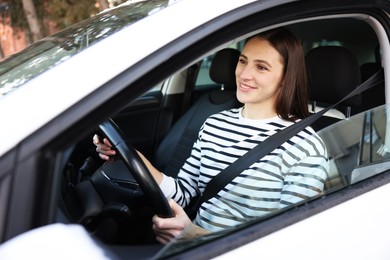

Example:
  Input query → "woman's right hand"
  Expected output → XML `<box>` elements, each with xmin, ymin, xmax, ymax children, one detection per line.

<box><xmin>93</xmin><ymin>134</ymin><xmax>116</xmax><ymax>160</ymax></box>
<box><xmin>93</xmin><ymin>134</ymin><xmax>164</xmax><ymax>183</ymax></box>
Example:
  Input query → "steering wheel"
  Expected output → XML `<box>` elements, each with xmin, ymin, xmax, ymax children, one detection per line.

<box><xmin>99</xmin><ymin>119</ymin><xmax>173</xmax><ymax>218</ymax></box>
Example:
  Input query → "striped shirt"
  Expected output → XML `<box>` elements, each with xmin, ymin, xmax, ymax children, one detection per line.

<box><xmin>160</xmin><ymin>107</ymin><xmax>329</xmax><ymax>232</ymax></box>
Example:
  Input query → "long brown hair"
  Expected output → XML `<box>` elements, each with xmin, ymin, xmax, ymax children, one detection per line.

<box><xmin>251</xmin><ymin>27</ymin><xmax>309</xmax><ymax>121</ymax></box>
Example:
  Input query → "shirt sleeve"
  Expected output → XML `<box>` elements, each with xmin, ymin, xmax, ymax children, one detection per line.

<box><xmin>159</xmin><ymin>174</ymin><xmax>177</xmax><ymax>199</ymax></box>
<box><xmin>159</xmin><ymin>123</ymin><xmax>205</xmax><ymax>207</ymax></box>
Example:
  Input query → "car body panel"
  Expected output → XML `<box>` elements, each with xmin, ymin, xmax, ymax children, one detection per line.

<box><xmin>0</xmin><ymin>0</ymin><xmax>389</xmax><ymax>258</ymax></box>
<box><xmin>215</xmin><ymin>182</ymin><xmax>390</xmax><ymax>259</ymax></box>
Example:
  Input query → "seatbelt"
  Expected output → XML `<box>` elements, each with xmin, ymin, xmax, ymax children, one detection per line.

<box><xmin>193</xmin><ymin>69</ymin><xmax>384</xmax><ymax>208</ymax></box>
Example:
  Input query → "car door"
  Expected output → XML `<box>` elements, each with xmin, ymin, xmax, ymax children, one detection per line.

<box><xmin>1</xmin><ymin>0</ymin><xmax>389</xmax><ymax>259</ymax></box>
<box><xmin>111</xmin><ymin>86</ymin><xmax>169</xmax><ymax>159</ymax></box>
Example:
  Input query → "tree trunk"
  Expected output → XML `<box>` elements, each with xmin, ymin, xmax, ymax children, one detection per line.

<box><xmin>0</xmin><ymin>44</ymin><xmax>4</xmax><ymax>60</ymax></box>
<box><xmin>96</xmin><ymin>0</ymin><xmax>109</xmax><ymax>12</ymax></box>
<box><xmin>21</xmin><ymin>0</ymin><xmax>43</xmax><ymax>42</ymax></box>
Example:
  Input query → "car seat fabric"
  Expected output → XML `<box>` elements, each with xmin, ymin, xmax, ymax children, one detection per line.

<box><xmin>155</xmin><ymin>48</ymin><xmax>241</xmax><ymax>177</ymax></box>
<box><xmin>306</xmin><ymin>46</ymin><xmax>362</xmax><ymax>130</ymax></box>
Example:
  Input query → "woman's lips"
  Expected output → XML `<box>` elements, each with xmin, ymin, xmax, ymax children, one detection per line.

<box><xmin>238</xmin><ymin>83</ymin><xmax>256</xmax><ymax>92</ymax></box>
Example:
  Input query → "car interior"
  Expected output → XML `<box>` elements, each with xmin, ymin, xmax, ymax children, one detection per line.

<box><xmin>58</xmin><ymin>13</ymin><xmax>386</xmax><ymax>254</ymax></box>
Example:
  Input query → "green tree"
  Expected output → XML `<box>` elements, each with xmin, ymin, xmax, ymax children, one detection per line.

<box><xmin>4</xmin><ymin>0</ymin><xmax>107</xmax><ymax>43</ymax></box>
<box><xmin>45</xmin><ymin>0</ymin><xmax>100</xmax><ymax>30</ymax></box>
<box><xmin>96</xmin><ymin>0</ymin><xmax>109</xmax><ymax>11</ymax></box>
<box><xmin>2</xmin><ymin>0</ymin><xmax>43</xmax><ymax>39</ymax></box>
<box><xmin>0</xmin><ymin>0</ymin><xmax>127</xmax><ymax>57</ymax></box>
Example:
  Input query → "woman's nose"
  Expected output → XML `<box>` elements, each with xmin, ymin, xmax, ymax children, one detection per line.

<box><xmin>237</xmin><ymin>65</ymin><xmax>253</xmax><ymax>80</ymax></box>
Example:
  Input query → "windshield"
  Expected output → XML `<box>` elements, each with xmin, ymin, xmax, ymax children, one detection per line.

<box><xmin>157</xmin><ymin>104</ymin><xmax>390</xmax><ymax>257</ymax></box>
<box><xmin>0</xmin><ymin>0</ymin><xmax>172</xmax><ymax>97</ymax></box>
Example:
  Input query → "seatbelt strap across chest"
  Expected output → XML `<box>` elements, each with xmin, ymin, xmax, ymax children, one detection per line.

<box><xmin>198</xmin><ymin>69</ymin><xmax>384</xmax><ymax>204</ymax></box>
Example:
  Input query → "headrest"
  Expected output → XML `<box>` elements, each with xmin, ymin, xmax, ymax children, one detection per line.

<box><xmin>306</xmin><ymin>46</ymin><xmax>361</xmax><ymax>106</ymax></box>
<box><xmin>209</xmin><ymin>48</ymin><xmax>240</xmax><ymax>91</ymax></box>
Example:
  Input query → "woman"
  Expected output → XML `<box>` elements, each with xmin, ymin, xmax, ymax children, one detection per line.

<box><xmin>94</xmin><ymin>27</ymin><xmax>329</xmax><ymax>244</ymax></box>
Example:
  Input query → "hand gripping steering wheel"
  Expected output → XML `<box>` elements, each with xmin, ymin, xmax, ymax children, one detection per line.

<box><xmin>99</xmin><ymin>119</ymin><xmax>173</xmax><ymax>218</ymax></box>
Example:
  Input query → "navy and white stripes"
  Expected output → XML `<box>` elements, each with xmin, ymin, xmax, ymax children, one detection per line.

<box><xmin>160</xmin><ymin>107</ymin><xmax>329</xmax><ymax>232</ymax></box>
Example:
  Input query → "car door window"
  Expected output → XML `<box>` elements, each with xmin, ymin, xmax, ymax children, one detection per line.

<box><xmin>319</xmin><ymin>105</ymin><xmax>390</xmax><ymax>188</ymax></box>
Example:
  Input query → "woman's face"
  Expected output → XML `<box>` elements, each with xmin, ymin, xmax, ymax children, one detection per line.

<box><xmin>235</xmin><ymin>37</ymin><xmax>285</xmax><ymax>112</ymax></box>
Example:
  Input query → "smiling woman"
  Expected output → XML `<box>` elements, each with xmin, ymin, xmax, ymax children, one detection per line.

<box><xmin>236</xmin><ymin>28</ymin><xmax>309</xmax><ymax>121</ymax></box>
<box><xmin>93</xmin><ymin>27</ymin><xmax>329</xmax><ymax>243</ymax></box>
<box><xmin>0</xmin><ymin>0</ymin><xmax>389</xmax><ymax>259</ymax></box>
<box><xmin>236</xmin><ymin>37</ymin><xmax>285</xmax><ymax>119</ymax></box>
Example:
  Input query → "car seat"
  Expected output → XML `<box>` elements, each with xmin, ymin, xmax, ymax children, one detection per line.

<box><xmin>305</xmin><ymin>46</ymin><xmax>362</xmax><ymax>131</ymax></box>
<box><xmin>154</xmin><ymin>48</ymin><xmax>241</xmax><ymax>177</ymax></box>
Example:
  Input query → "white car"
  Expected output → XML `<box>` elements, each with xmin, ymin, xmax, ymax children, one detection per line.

<box><xmin>0</xmin><ymin>0</ymin><xmax>389</xmax><ymax>259</ymax></box>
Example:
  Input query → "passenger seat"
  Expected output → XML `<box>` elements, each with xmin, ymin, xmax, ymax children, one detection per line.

<box><xmin>305</xmin><ymin>46</ymin><xmax>362</xmax><ymax>131</ymax></box>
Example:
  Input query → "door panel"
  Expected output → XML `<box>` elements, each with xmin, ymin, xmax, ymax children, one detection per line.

<box><xmin>112</xmin><ymin>90</ymin><xmax>169</xmax><ymax>159</ymax></box>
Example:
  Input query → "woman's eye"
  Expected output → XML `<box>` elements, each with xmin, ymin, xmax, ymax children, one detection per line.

<box><xmin>257</xmin><ymin>65</ymin><xmax>268</xmax><ymax>71</ymax></box>
<box><xmin>238</xmin><ymin>58</ymin><xmax>247</xmax><ymax>64</ymax></box>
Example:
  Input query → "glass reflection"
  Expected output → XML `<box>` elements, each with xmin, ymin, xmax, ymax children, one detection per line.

<box><xmin>0</xmin><ymin>0</ymin><xmax>170</xmax><ymax>97</ymax></box>
<box><xmin>318</xmin><ymin>104</ymin><xmax>390</xmax><ymax>187</ymax></box>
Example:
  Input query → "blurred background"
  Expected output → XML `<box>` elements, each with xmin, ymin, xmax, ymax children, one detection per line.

<box><xmin>0</xmin><ymin>0</ymin><xmax>128</xmax><ymax>60</ymax></box>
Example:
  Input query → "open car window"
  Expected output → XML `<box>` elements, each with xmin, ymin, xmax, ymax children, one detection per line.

<box><xmin>59</xmin><ymin>12</ymin><xmax>387</xmax><ymax>258</ymax></box>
